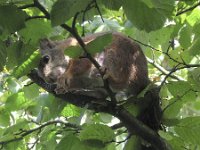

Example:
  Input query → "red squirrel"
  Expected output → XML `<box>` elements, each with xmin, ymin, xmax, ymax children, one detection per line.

<box><xmin>38</xmin><ymin>32</ymin><xmax>149</xmax><ymax>96</ymax></box>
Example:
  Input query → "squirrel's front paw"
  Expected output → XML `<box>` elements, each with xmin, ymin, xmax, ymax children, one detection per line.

<box><xmin>55</xmin><ymin>77</ymin><xmax>68</xmax><ymax>94</ymax></box>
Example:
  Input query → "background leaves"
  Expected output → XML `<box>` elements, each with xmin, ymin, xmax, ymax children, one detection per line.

<box><xmin>0</xmin><ymin>0</ymin><xmax>200</xmax><ymax>149</ymax></box>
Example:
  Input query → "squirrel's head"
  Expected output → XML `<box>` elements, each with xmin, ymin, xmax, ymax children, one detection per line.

<box><xmin>38</xmin><ymin>38</ymin><xmax>69</xmax><ymax>83</ymax></box>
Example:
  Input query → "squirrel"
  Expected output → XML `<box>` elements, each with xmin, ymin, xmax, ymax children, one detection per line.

<box><xmin>38</xmin><ymin>32</ymin><xmax>149</xmax><ymax>96</ymax></box>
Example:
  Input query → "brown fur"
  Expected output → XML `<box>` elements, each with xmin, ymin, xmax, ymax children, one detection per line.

<box><xmin>38</xmin><ymin>32</ymin><xmax>149</xmax><ymax>95</ymax></box>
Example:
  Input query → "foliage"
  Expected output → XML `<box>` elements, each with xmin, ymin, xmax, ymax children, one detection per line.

<box><xmin>0</xmin><ymin>0</ymin><xmax>200</xmax><ymax>150</ymax></box>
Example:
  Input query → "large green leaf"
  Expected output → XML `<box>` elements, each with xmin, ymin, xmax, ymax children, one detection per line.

<box><xmin>56</xmin><ymin>134</ymin><xmax>81</xmax><ymax>150</ymax></box>
<box><xmin>0</xmin><ymin>41</ymin><xmax>6</xmax><ymax>71</ymax></box>
<box><xmin>0</xmin><ymin>107</ymin><xmax>10</xmax><ymax>127</ymax></box>
<box><xmin>167</xmin><ymin>81</ymin><xmax>192</xmax><ymax>98</ymax></box>
<box><xmin>5</xmin><ymin>92</ymin><xmax>27</xmax><ymax>111</ymax></box>
<box><xmin>0</xmin><ymin>5</ymin><xmax>26</xmax><ymax>33</ymax></box>
<box><xmin>100</xmin><ymin>0</ymin><xmax>122</xmax><ymax>10</ymax></box>
<box><xmin>19</xmin><ymin>20</ymin><xmax>52</xmax><ymax>45</ymax></box>
<box><xmin>186</xmin><ymin>8</ymin><xmax>200</xmax><ymax>26</ymax></box>
<box><xmin>188</xmin><ymin>37</ymin><xmax>200</xmax><ymax>56</ymax></box>
<box><xmin>79</xmin><ymin>124</ymin><xmax>114</xmax><ymax>143</ymax></box>
<box><xmin>174</xmin><ymin>117</ymin><xmax>200</xmax><ymax>145</ymax></box>
<box><xmin>6</xmin><ymin>41</ymin><xmax>23</xmax><ymax>70</ymax></box>
<box><xmin>179</xmin><ymin>25</ymin><xmax>192</xmax><ymax>49</ymax></box>
<box><xmin>124</xmin><ymin>135</ymin><xmax>141</xmax><ymax>150</ymax></box>
<box><xmin>61</xmin><ymin>104</ymin><xmax>81</xmax><ymax>117</ymax></box>
<box><xmin>122</xmin><ymin>0</ymin><xmax>175</xmax><ymax>32</ymax></box>
<box><xmin>163</xmin><ymin>98</ymin><xmax>183</xmax><ymax>119</ymax></box>
<box><xmin>51</xmin><ymin>0</ymin><xmax>91</xmax><ymax>26</ymax></box>
<box><xmin>64</xmin><ymin>33</ymin><xmax>112</xmax><ymax>58</ymax></box>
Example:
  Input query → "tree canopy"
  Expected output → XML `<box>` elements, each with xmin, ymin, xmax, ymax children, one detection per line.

<box><xmin>0</xmin><ymin>0</ymin><xmax>200</xmax><ymax>150</ymax></box>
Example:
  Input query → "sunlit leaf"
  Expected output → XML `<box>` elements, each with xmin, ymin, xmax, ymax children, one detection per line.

<box><xmin>79</xmin><ymin>124</ymin><xmax>115</xmax><ymax>143</ymax></box>
<box><xmin>175</xmin><ymin>117</ymin><xmax>200</xmax><ymax>145</ymax></box>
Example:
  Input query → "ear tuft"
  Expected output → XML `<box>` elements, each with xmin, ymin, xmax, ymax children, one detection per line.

<box><xmin>39</xmin><ymin>38</ymin><xmax>56</xmax><ymax>50</ymax></box>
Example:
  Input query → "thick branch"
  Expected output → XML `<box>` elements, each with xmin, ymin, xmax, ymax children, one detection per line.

<box><xmin>113</xmin><ymin>108</ymin><xmax>171</xmax><ymax>150</ymax></box>
<box><xmin>27</xmin><ymin>70</ymin><xmax>171</xmax><ymax>150</ymax></box>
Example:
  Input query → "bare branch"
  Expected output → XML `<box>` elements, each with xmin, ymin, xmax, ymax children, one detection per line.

<box><xmin>25</xmin><ymin>16</ymin><xmax>46</xmax><ymax>21</ymax></box>
<box><xmin>0</xmin><ymin>120</ymin><xmax>79</xmax><ymax>145</ymax></box>
<box><xmin>146</xmin><ymin>57</ymin><xmax>183</xmax><ymax>81</ymax></box>
<box><xmin>18</xmin><ymin>4</ymin><xmax>35</xmax><ymax>9</ymax></box>
<box><xmin>94</xmin><ymin>0</ymin><xmax>104</xmax><ymax>22</ymax></box>
<box><xmin>176</xmin><ymin>1</ymin><xmax>200</xmax><ymax>16</ymax></box>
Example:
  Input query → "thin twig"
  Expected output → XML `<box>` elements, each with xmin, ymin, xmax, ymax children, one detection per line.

<box><xmin>146</xmin><ymin>57</ymin><xmax>183</xmax><ymax>81</ymax></box>
<box><xmin>25</xmin><ymin>16</ymin><xmax>46</xmax><ymax>21</ymax></box>
<box><xmin>0</xmin><ymin>120</ymin><xmax>79</xmax><ymax>145</ymax></box>
<box><xmin>94</xmin><ymin>0</ymin><xmax>104</xmax><ymax>22</ymax></box>
<box><xmin>18</xmin><ymin>4</ymin><xmax>35</xmax><ymax>9</ymax></box>
<box><xmin>176</xmin><ymin>1</ymin><xmax>200</xmax><ymax>16</ymax></box>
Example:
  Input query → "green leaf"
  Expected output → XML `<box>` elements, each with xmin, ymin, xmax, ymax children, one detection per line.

<box><xmin>174</xmin><ymin>117</ymin><xmax>200</xmax><ymax>145</ymax></box>
<box><xmin>122</xmin><ymin>0</ymin><xmax>175</xmax><ymax>32</ymax></box>
<box><xmin>149</xmin><ymin>25</ymin><xmax>175</xmax><ymax>47</ymax></box>
<box><xmin>5</xmin><ymin>92</ymin><xmax>27</xmax><ymax>111</ymax></box>
<box><xmin>6</xmin><ymin>77</ymin><xmax>21</xmax><ymax>93</ymax></box>
<box><xmin>3</xmin><ymin>119</ymin><xmax>29</xmax><ymax>135</ymax></box>
<box><xmin>6</xmin><ymin>41</ymin><xmax>23</xmax><ymax>69</ymax></box>
<box><xmin>12</xmin><ymin>50</ymin><xmax>41</xmax><ymax>78</ymax></box>
<box><xmin>186</xmin><ymin>8</ymin><xmax>200</xmax><ymax>26</ymax></box>
<box><xmin>188</xmin><ymin>37</ymin><xmax>200</xmax><ymax>56</ymax></box>
<box><xmin>51</xmin><ymin>0</ymin><xmax>91</xmax><ymax>26</ymax></box>
<box><xmin>64</xmin><ymin>33</ymin><xmax>112</xmax><ymax>58</ymax></box>
<box><xmin>79</xmin><ymin>124</ymin><xmax>115</xmax><ymax>143</ymax></box>
<box><xmin>0</xmin><ymin>41</ymin><xmax>6</xmax><ymax>71</ymax></box>
<box><xmin>19</xmin><ymin>20</ymin><xmax>52</xmax><ymax>45</ymax></box>
<box><xmin>0</xmin><ymin>107</ymin><xmax>10</xmax><ymax>127</ymax></box>
<box><xmin>39</xmin><ymin>128</ymin><xmax>57</xmax><ymax>150</ymax></box>
<box><xmin>167</xmin><ymin>81</ymin><xmax>192</xmax><ymax>98</ymax></box>
<box><xmin>163</xmin><ymin>98</ymin><xmax>183</xmax><ymax>119</ymax></box>
<box><xmin>158</xmin><ymin>131</ymin><xmax>173</xmax><ymax>140</ymax></box>
<box><xmin>0</xmin><ymin>5</ymin><xmax>26</xmax><ymax>33</ymax></box>
<box><xmin>56</xmin><ymin>134</ymin><xmax>80</xmax><ymax>150</ymax></box>
<box><xmin>87</xmin><ymin>33</ymin><xmax>112</xmax><ymax>54</ymax></box>
<box><xmin>100</xmin><ymin>0</ymin><xmax>122</xmax><ymax>10</ymax></box>
<box><xmin>64</xmin><ymin>45</ymin><xmax>83</xmax><ymax>58</ymax></box>
<box><xmin>23</xmin><ymin>83</ymin><xmax>40</xmax><ymax>100</ymax></box>
<box><xmin>124</xmin><ymin>135</ymin><xmax>141</xmax><ymax>150</ymax></box>
<box><xmin>61</xmin><ymin>104</ymin><xmax>81</xmax><ymax>117</ymax></box>
<box><xmin>167</xmin><ymin>135</ymin><xmax>186</xmax><ymax>150</ymax></box>
<box><xmin>28</xmin><ymin>94</ymin><xmax>66</xmax><ymax>121</ymax></box>
<box><xmin>179</xmin><ymin>25</ymin><xmax>192</xmax><ymax>49</ymax></box>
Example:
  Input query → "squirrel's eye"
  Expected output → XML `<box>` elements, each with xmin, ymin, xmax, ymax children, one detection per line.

<box><xmin>42</xmin><ymin>55</ymin><xmax>50</xmax><ymax>64</ymax></box>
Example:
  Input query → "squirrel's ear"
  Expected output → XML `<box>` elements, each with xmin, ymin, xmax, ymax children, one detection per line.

<box><xmin>39</xmin><ymin>38</ymin><xmax>56</xmax><ymax>50</ymax></box>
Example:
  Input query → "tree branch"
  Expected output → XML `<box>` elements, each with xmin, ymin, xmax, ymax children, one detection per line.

<box><xmin>32</xmin><ymin>0</ymin><xmax>116</xmax><ymax>103</ymax></box>
<box><xmin>176</xmin><ymin>1</ymin><xmax>200</xmax><ymax>16</ymax></box>
<box><xmin>27</xmin><ymin>70</ymin><xmax>171</xmax><ymax>150</ymax></box>
<box><xmin>18</xmin><ymin>4</ymin><xmax>35</xmax><ymax>9</ymax></box>
<box><xmin>25</xmin><ymin>16</ymin><xmax>46</xmax><ymax>21</ymax></box>
<box><xmin>146</xmin><ymin>57</ymin><xmax>183</xmax><ymax>81</ymax></box>
<box><xmin>23</xmin><ymin>1</ymin><xmax>171</xmax><ymax>149</ymax></box>
<box><xmin>0</xmin><ymin>120</ymin><xmax>79</xmax><ymax>145</ymax></box>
